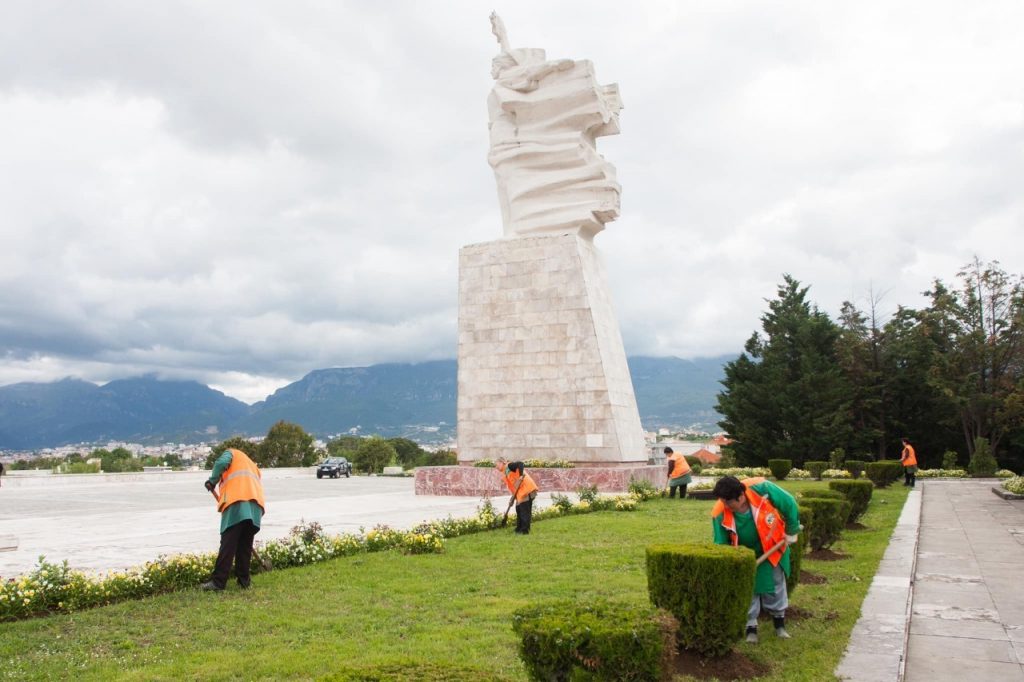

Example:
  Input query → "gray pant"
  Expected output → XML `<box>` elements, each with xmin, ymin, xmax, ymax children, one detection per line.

<box><xmin>747</xmin><ymin>563</ymin><xmax>789</xmax><ymax>627</ymax></box>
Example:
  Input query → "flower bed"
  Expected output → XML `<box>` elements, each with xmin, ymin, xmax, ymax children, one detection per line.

<box><xmin>1</xmin><ymin>487</ymin><xmax>649</xmax><ymax>622</ymax></box>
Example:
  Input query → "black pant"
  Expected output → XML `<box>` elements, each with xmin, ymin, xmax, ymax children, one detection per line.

<box><xmin>904</xmin><ymin>469</ymin><xmax>916</xmax><ymax>487</ymax></box>
<box><xmin>515</xmin><ymin>496</ymin><xmax>534</xmax><ymax>534</ymax></box>
<box><xmin>670</xmin><ymin>485</ymin><xmax>687</xmax><ymax>498</ymax></box>
<box><xmin>212</xmin><ymin>520</ymin><xmax>258</xmax><ymax>588</ymax></box>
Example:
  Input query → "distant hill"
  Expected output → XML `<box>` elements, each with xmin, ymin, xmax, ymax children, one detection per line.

<box><xmin>0</xmin><ymin>355</ymin><xmax>734</xmax><ymax>450</ymax></box>
<box><xmin>0</xmin><ymin>377</ymin><xmax>248</xmax><ymax>450</ymax></box>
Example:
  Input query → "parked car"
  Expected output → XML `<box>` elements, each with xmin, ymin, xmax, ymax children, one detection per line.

<box><xmin>316</xmin><ymin>457</ymin><xmax>352</xmax><ymax>479</ymax></box>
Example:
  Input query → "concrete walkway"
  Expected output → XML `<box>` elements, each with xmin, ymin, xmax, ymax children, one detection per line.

<box><xmin>838</xmin><ymin>480</ymin><xmax>1024</xmax><ymax>681</ymax></box>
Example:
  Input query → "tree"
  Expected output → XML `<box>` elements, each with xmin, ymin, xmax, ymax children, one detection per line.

<box><xmin>925</xmin><ymin>259</ymin><xmax>1024</xmax><ymax>460</ymax></box>
<box><xmin>259</xmin><ymin>421</ymin><xmax>317</xmax><ymax>467</ymax></box>
<box><xmin>835</xmin><ymin>300</ymin><xmax>885</xmax><ymax>458</ymax></box>
<box><xmin>98</xmin><ymin>447</ymin><xmax>141</xmax><ymax>473</ymax></box>
<box><xmin>206</xmin><ymin>436</ymin><xmax>258</xmax><ymax>469</ymax></box>
<box><xmin>352</xmin><ymin>436</ymin><xmax>397</xmax><ymax>474</ymax></box>
<box><xmin>717</xmin><ymin>276</ymin><xmax>852</xmax><ymax>466</ymax></box>
<box><xmin>327</xmin><ymin>435</ymin><xmax>363</xmax><ymax>458</ymax></box>
<box><xmin>387</xmin><ymin>437</ymin><xmax>425</xmax><ymax>468</ymax></box>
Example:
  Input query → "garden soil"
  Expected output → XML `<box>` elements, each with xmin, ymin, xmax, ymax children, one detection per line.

<box><xmin>672</xmin><ymin>649</ymin><xmax>770</xmax><ymax>680</ymax></box>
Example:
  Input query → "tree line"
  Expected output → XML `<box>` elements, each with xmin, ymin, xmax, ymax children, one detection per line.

<box><xmin>716</xmin><ymin>258</ymin><xmax>1024</xmax><ymax>472</ymax></box>
<box><xmin>207</xmin><ymin>420</ymin><xmax>456</xmax><ymax>473</ymax></box>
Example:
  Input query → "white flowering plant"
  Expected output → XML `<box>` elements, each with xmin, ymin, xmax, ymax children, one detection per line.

<box><xmin>1003</xmin><ymin>476</ymin><xmax>1024</xmax><ymax>495</ymax></box>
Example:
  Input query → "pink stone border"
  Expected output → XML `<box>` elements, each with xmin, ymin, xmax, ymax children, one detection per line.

<box><xmin>414</xmin><ymin>465</ymin><xmax>667</xmax><ymax>496</ymax></box>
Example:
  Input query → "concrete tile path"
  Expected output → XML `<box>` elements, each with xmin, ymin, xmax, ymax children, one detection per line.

<box><xmin>838</xmin><ymin>480</ymin><xmax>1024</xmax><ymax>681</ymax></box>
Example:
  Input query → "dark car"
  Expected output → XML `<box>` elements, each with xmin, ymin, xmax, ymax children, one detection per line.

<box><xmin>316</xmin><ymin>457</ymin><xmax>352</xmax><ymax>479</ymax></box>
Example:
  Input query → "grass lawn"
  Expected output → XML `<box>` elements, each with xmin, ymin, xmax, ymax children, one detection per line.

<box><xmin>0</xmin><ymin>481</ymin><xmax>909</xmax><ymax>681</ymax></box>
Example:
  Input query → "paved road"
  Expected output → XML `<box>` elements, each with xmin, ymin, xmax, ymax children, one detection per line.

<box><xmin>0</xmin><ymin>469</ymin><xmax>549</xmax><ymax>577</ymax></box>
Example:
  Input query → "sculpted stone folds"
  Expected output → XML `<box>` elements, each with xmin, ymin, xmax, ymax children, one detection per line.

<box><xmin>487</xmin><ymin>13</ymin><xmax>623</xmax><ymax>239</ymax></box>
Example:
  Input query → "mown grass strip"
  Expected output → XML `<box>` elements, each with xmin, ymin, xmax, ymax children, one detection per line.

<box><xmin>0</xmin><ymin>481</ymin><xmax>908</xmax><ymax>681</ymax></box>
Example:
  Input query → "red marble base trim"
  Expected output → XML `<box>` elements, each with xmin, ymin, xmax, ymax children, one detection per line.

<box><xmin>414</xmin><ymin>465</ymin><xmax>667</xmax><ymax>496</ymax></box>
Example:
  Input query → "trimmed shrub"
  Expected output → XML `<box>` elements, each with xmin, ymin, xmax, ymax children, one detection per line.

<box><xmin>866</xmin><ymin>461</ymin><xmax>902</xmax><ymax>488</ymax></box>
<box><xmin>799</xmin><ymin>498</ymin><xmax>845</xmax><ymax>550</ymax></box>
<box><xmin>684</xmin><ymin>455</ymin><xmax>703</xmax><ymax>475</ymax></box>
<box><xmin>942</xmin><ymin>450</ymin><xmax>959</xmax><ymax>470</ymax></box>
<box><xmin>828</xmin><ymin>480</ymin><xmax>874</xmax><ymax>524</ymax></box>
<box><xmin>646</xmin><ymin>543</ymin><xmax>755</xmax><ymax>658</ymax></box>
<box><xmin>768</xmin><ymin>459</ymin><xmax>793</xmax><ymax>481</ymax></box>
<box><xmin>843</xmin><ymin>460</ymin><xmax>866</xmax><ymax>479</ymax></box>
<box><xmin>786</xmin><ymin>504</ymin><xmax>812</xmax><ymax>595</ymax></box>
<box><xmin>805</xmin><ymin>461</ymin><xmax>828</xmax><ymax>480</ymax></box>
<box><xmin>800</xmin><ymin>488</ymin><xmax>844</xmax><ymax>501</ymax></box>
<box><xmin>512</xmin><ymin>598</ymin><xmax>677</xmax><ymax>682</ymax></box>
<box><xmin>968</xmin><ymin>437</ymin><xmax>998</xmax><ymax>477</ymax></box>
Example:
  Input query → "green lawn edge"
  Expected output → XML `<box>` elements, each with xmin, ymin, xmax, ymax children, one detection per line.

<box><xmin>0</xmin><ymin>482</ymin><xmax>909</xmax><ymax>681</ymax></box>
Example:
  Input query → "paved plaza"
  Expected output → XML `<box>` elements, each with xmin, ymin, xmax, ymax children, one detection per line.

<box><xmin>0</xmin><ymin>469</ymin><xmax>549</xmax><ymax>577</ymax></box>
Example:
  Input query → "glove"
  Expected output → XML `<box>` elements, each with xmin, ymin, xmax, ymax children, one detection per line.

<box><xmin>204</xmin><ymin>480</ymin><xmax>215</xmax><ymax>492</ymax></box>
<box><xmin>785</xmin><ymin>534</ymin><xmax>798</xmax><ymax>545</ymax></box>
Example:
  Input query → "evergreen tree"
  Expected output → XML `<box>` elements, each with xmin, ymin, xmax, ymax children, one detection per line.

<box><xmin>717</xmin><ymin>276</ymin><xmax>852</xmax><ymax>466</ymax></box>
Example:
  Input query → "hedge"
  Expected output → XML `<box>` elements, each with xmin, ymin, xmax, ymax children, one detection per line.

<box><xmin>786</xmin><ymin>504</ymin><xmax>813</xmax><ymax>595</ymax></box>
<box><xmin>866</xmin><ymin>461</ymin><xmax>902</xmax><ymax>488</ymax></box>
<box><xmin>768</xmin><ymin>459</ymin><xmax>793</xmax><ymax>481</ymax></box>
<box><xmin>798</xmin><ymin>498</ymin><xmax>846</xmax><ymax>550</ymax></box>
<box><xmin>512</xmin><ymin>599</ymin><xmax>677</xmax><ymax>681</ymax></box>
<box><xmin>828</xmin><ymin>480</ymin><xmax>874</xmax><ymax>524</ymax></box>
<box><xmin>646</xmin><ymin>543</ymin><xmax>755</xmax><ymax>658</ymax></box>
<box><xmin>684</xmin><ymin>455</ymin><xmax>703</xmax><ymax>475</ymax></box>
<box><xmin>843</xmin><ymin>460</ymin><xmax>867</xmax><ymax>479</ymax></box>
<box><xmin>805</xmin><ymin>461</ymin><xmax>828</xmax><ymax>480</ymax></box>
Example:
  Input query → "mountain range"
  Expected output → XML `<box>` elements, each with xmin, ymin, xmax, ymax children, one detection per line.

<box><xmin>0</xmin><ymin>356</ymin><xmax>734</xmax><ymax>450</ymax></box>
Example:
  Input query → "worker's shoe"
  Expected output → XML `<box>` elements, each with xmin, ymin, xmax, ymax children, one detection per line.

<box><xmin>773</xmin><ymin>616</ymin><xmax>791</xmax><ymax>639</ymax></box>
<box><xmin>745</xmin><ymin>626</ymin><xmax>758</xmax><ymax>644</ymax></box>
<box><xmin>200</xmin><ymin>580</ymin><xmax>224</xmax><ymax>592</ymax></box>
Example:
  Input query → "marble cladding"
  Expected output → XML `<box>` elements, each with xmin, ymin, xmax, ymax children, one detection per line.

<box><xmin>414</xmin><ymin>464</ymin><xmax>666</xmax><ymax>496</ymax></box>
<box><xmin>457</xmin><ymin>233</ymin><xmax>646</xmax><ymax>464</ymax></box>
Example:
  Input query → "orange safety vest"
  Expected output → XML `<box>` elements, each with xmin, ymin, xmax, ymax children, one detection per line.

<box><xmin>216</xmin><ymin>448</ymin><xmax>266</xmax><ymax>513</ymax></box>
<box><xmin>668</xmin><ymin>453</ymin><xmax>691</xmax><ymax>479</ymax></box>
<box><xmin>901</xmin><ymin>444</ymin><xmax>917</xmax><ymax>467</ymax></box>
<box><xmin>710</xmin><ymin>477</ymin><xmax>787</xmax><ymax>567</ymax></box>
<box><xmin>497</xmin><ymin>463</ymin><xmax>538</xmax><ymax>502</ymax></box>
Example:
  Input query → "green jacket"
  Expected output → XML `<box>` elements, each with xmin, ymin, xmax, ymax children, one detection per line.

<box><xmin>712</xmin><ymin>479</ymin><xmax>799</xmax><ymax>594</ymax></box>
<box><xmin>208</xmin><ymin>451</ymin><xmax>264</xmax><ymax>535</ymax></box>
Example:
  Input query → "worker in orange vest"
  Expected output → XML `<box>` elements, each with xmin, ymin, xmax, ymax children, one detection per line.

<box><xmin>496</xmin><ymin>458</ymin><xmax>539</xmax><ymax>534</ymax></box>
<box><xmin>712</xmin><ymin>475</ymin><xmax>800</xmax><ymax>643</ymax></box>
<box><xmin>663</xmin><ymin>446</ymin><xmax>692</xmax><ymax>499</ymax></box>
<box><xmin>900</xmin><ymin>438</ymin><xmax>918</xmax><ymax>488</ymax></box>
<box><xmin>201</xmin><ymin>447</ymin><xmax>266</xmax><ymax>591</ymax></box>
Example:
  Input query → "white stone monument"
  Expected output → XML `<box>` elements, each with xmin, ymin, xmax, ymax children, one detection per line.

<box><xmin>455</xmin><ymin>15</ymin><xmax>646</xmax><ymax>466</ymax></box>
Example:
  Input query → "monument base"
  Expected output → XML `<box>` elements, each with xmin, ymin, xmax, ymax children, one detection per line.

<box><xmin>415</xmin><ymin>464</ymin><xmax>666</xmax><ymax>496</ymax></box>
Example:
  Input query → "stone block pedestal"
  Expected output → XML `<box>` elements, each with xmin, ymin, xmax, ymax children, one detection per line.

<box><xmin>456</xmin><ymin>233</ymin><xmax>645</xmax><ymax>465</ymax></box>
<box><xmin>415</xmin><ymin>464</ymin><xmax>665</xmax><ymax>496</ymax></box>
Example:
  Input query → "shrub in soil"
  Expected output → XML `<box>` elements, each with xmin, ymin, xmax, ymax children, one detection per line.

<box><xmin>646</xmin><ymin>543</ymin><xmax>755</xmax><ymax>658</ymax></box>
<box><xmin>969</xmin><ymin>437</ymin><xmax>998</xmax><ymax>477</ymax></box>
<box><xmin>866</xmin><ymin>461</ymin><xmax>902</xmax><ymax>488</ymax></box>
<box><xmin>843</xmin><ymin>460</ymin><xmax>867</xmax><ymax>479</ymax></box>
<box><xmin>942</xmin><ymin>450</ymin><xmax>959</xmax><ymax>470</ymax></box>
<box><xmin>828</xmin><ymin>480</ymin><xmax>874</xmax><ymax>524</ymax></box>
<box><xmin>799</xmin><ymin>498</ymin><xmax>846</xmax><ymax>551</ymax></box>
<box><xmin>768</xmin><ymin>459</ymin><xmax>793</xmax><ymax>481</ymax></box>
<box><xmin>786</xmin><ymin>504</ymin><xmax>813</xmax><ymax>595</ymax></box>
<box><xmin>805</xmin><ymin>461</ymin><xmax>828</xmax><ymax>480</ymax></box>
<box><xmin>512</xmin><ymin>598</ymin><xmax>677</xmax><ymax>682</ymax></box>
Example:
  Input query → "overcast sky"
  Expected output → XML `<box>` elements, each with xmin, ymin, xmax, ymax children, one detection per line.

<box><xmin>1</xmin><ymin>1</ymin><xmax>1021</xmax><ymax>404</ymax></box>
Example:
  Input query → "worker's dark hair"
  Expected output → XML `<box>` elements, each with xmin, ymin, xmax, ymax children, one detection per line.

<box><xmin>663</xmin><ymin>446</ymin><xmax>674</xmax><ymax>454</ymax></box>
<box><xmin>712</xmin><ymin>475</ymin><xmax>746</xmax><ymax>501</ymax></box>
<box><xmin>508</xmin><ymin>461</ymin><xmax>524</xmax><ymax>474</ymax></box>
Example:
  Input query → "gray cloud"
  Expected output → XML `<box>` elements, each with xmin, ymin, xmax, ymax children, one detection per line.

<box><xmin>1</xmin><ymin>0</ymin><xmax>1022</xmax><ymax>403</ymax></box>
